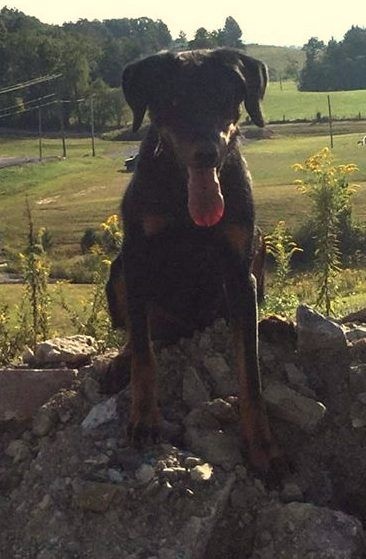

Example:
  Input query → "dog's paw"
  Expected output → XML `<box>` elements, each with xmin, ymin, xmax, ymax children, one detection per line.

<box><xmin>127</xmin><ymin>402</ymin><xmax>162</xmax><ymax>446</ymax></box>
<box><xmin>127</xmin><ymin>420</ymin><xmax>161</xmax><ymax>446</ymax></box>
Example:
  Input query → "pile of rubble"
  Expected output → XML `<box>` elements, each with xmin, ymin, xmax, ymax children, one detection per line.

<box><xmin>0</xmin><ymin>305</ymin><xmax>366</xmax><ymax>559</ymax></box>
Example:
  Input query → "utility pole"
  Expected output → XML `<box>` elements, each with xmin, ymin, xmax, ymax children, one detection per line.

<box><xmin>327</xmin><ymin>95</ymin><xmax>334</xmax><ymax>149</ymax></box>
<box><xmin>90</xmin><ymin>95</ymin><xmax>96</xmax><ymax>157</ymax></box>
<box><xmin>58</xmin><ymin>98</ymin><xmax>67</xmax><ymax>158</ymax></box>
<box><xmin>38</xmin><ymin>106</ymin><xmax>43</xmax><ymax>161</ymax></box>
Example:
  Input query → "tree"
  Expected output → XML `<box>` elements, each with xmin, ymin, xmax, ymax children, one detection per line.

<box><xmin>221</xmin><ymin>16</ymin><xmax>244</xmax><ymax>48</ymax></box>
<box><xmin>189</xmin><ymin>27</ymin><xmax>217</xmax><ymax>49</ymax></box>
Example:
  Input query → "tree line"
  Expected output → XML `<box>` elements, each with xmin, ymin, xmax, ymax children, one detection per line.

<box><xmin>0</xmin><ymin>7</ymin><xmax>364</xmax><ymax>131</ymax></box>
<box><xmin>0</xmin><ymin>8</ymin><xmax>244</xmax><ymax>131</ymax></box>
<box><xmin>299</xmin><ymin>26</ymin><xmax>366</xmax><ymax>91</ymax></box>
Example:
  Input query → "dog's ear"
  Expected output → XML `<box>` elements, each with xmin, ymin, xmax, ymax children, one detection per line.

<box><xmin>215</xmin><ymin>50</ymin><xmax>267</xmax><ymax>127</ymax></box>
<box><xmin>235</xmin><ymin>52</ymin><xmax>268</xmax><ymax>127</ymax></box>
<box><xmin>122</xmin><ymin>53</ymin><xmax>177</xmax><ymax>132</ymax></box>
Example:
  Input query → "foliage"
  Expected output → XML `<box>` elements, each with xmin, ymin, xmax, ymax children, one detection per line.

<box><xmin>263</xmin><ymin>220</ymin><xmax>302</xmax><ymax>316</ymax></box>
<box><xmin>0</xmin><ymin>303</ymin><xmax>30</xmax><ymax>365</ymax></box>
<box><xmin>58</xmin><ymin>215</ymin><xmax>122</xmax><ymax>348</ymax></box>
<box><xmin>299</xmin><ymin>26</ymin><xmax>366</xmax><ymax>91</ymax></box>
<box><xmin>20</xmin><ymin>200</ymin><xmax>51</xmax><ymax>348</ymax></box>
<box><xmin>265</xmin><ymin>220</ymin><xmax>302</xmax><ymax>284</ymax></box>
<box><xmin>293</xmin><ymin>147</ymin><xmax>358</xmax><ymax>314</ymax></box>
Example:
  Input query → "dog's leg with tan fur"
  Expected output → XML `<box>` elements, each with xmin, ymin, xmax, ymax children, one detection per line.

<box><xmin>223</xmin><ymin>224</ymin><xmax>279</xmax><ymax>471</ymax></box>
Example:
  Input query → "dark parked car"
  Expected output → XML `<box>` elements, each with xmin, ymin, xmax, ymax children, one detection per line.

<box><xmin>124</xmin><ymin>154</ymin><xmax>139</xmax><ymax>172</ymax></box>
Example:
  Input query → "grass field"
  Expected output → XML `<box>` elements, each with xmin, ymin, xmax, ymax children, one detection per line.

<box><xmin>1</xmin><ymin>125</ymin><xmax>365</xmax><ymax>261</ymax></box>
<box><xmin>263</xmin><ymin>80</ymin><xmax>366</xmax><ymax>122</ymax></box>
<box><xmin>0</xmin><ymin>122</ymin><xmax>365</xmax><ymax>335</ymax></box>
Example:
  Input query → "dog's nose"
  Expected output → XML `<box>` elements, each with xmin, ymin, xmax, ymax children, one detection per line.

<box><xmin>194</xmin><ymin>146</ymin><xmax>219</xmax><ymax>168</ymax></box>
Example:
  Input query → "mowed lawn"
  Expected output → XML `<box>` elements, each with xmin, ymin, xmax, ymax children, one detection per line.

<box><xmin>263</xmin><ymin>80</ymin><xmax>366</xmax><ymax>122</ymax></box>
<box><xmin>0</xmin><ymin>127</ymin><xmax>365</xmax><ymax>260</ymax></box>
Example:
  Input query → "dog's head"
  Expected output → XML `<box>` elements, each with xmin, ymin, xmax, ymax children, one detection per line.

<box><xmin>122</xmin><ymin>48</ymin><xmax>268</xmax><ymax>226</ymax></box>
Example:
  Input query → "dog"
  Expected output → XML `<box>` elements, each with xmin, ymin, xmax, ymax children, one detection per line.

<box><xmin>106</xmin><ymin>47</ymin><xmax>279</xmax><ymax>471</ymax></box>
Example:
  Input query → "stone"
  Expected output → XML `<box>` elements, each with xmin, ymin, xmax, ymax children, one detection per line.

<box><xmin>297</xmin><ymin>305</ymin><xmax>347</xmax><ymax>353</ymax></box>
<box><xmin>32</xmin><ymin>405</ymin><xmax>59</xmax><ymax>437</ymax></box>
<box><xmin>184</xmin><ymin>419</ymin><xmax>242</xmax><ymax>471</ymax></box>
<box><xmin>5</xmin><ymin>439</ymin><xmax>31</xmax><ymax>463</ymax></box>
<box><xmin>135</xmin><ymin>464</ymin><xmax>155</xmax><ymax>484</ymax></box>
<box><xmin>252</xmin><ymin>502</ymin><xmax>365</xmax><ymax>558</ymax></box>
<box><xmin>345</xmin><ymin>326</ymin><xmax>366</xmax><ymax>343</ymax></box>
<box><xmin>81</xmin><ymin>396</ymin><xmax>118</xmax><ymax>430</ymax></box>
<box><xmin>28</xmin><ymin>335</ymin><xmax>97</xmax><ymax>368</ymax></box>
<box><xmin>205</xmin><ymin>398</ymin><xmax>239</xmax><ymax>423</ymax></box>
<box><xmin>74</xmin><ymin>482</ymin><xmax>119</xmax><ymax>513</ymax></box>
<box><xmin>81</xmin><ymin>376</ymin><xmax>103</xmax><ymax>404</ymax></box>
<box><xmin>182</xmin><ymin>366</ymin><xmax>210</xmax><ymax>409</ymax></box>
<box><xmin>203</xmin><ymin>353</ymin><xmax>238</xmax><ymax>397</ymax></box>
<box><xmin>184</xmin><ymin>456</ymin><xmax>202</xmax><ymax>468</ymax></box>
<box><xmin>263</xmin><ymin>382</ymin><xmax>326</xmax><ymax>432</ymax></box>
<box><xmin>0</xmin><ymin>368</ymin><xmax>77</xmax><ymax>422</ymax></box>
<box><xmin>280</xmin><ymin>482</ymin><xmax>304</xmax><ymax>503</ymax></box>
<box><xmin>349</xmin><ymin>365</ymin><xmax>366</xmax><ymax>394</ymax></box>
<box><xmin>190</xmin><ymin>463</ymin><xmax>213</xmax><ymax>482</ymax></box>
<box><xmin>284</xmin><ymin>362</ymin><xmax>307</xmax><ymax>387</ymax></box>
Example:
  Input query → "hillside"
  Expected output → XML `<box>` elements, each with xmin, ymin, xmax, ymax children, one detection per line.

<box><xmin>246</xmin><ymin>44</ymin><xmax>305</xmax><ymax>79</ymax></box>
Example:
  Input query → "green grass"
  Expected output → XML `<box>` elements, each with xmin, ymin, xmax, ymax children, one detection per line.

<box><xmin>0</xmin><ymin>282</ymin><xmax>91</xmax><ymax>335</ymax></box>
<box><xmin>263</xmin><ymin>80</ymin><xmax>366</xmax><ymax>122</ymax></box>
<box><xmin>2</xmin><ymin>267</ymin><xmax>365</xmax><ymax>337</ymax></box>
<box><xmin>0</xmin><ymin>130</ymin><xmax>365</xmax><ymax>260</ymax></box>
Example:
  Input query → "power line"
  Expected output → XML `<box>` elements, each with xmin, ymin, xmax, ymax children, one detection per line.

<box><xmin>0</xmin><ymin>74</ymin><xmax>62</xmax><ymax>96</ymax></box>
<box><xmin>0</xmin><ymin>93</ymin><xmax>56</xmax><ymax>114</ymax></box>
<box><xmin>0</xmin><ymin>96</ymin><xmax>87</xmax><ymax>120</ymax></box>
<box><xmin>0</xmin><ymin>99</ymin><xmax>59</xmax><ymax>120</ymax></box>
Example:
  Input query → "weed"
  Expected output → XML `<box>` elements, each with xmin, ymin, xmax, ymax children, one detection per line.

<box><xmin>293</xmin><ymin>147</ymin><xmax>358</xmax><ymax>314</ymax></box>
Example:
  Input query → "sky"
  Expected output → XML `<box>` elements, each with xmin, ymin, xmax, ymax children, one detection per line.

<box><xmin>2</xmin><ymin>0</ymin><xmax>366</xmax><ymax>47</ymax></box>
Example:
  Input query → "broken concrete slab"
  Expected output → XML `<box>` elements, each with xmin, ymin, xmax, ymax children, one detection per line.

<box><xmin>263</xmin><ymin>382</ymin><xmax>326</xmax><ymax>432</ymax></box>
<box><xmin>0</xmin><ymin>368</ymin><xmax>77</xmax><ymax>422</ymax></box>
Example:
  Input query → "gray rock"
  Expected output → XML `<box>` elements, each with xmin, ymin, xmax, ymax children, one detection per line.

<box><xmin>349</xmin><ymin>365</ymin><xmax>366</xmax><ymax>395</ymax></box>
<box><xmin>74</xmin><ymin>481</ymin><xmax>119</xmax><ymax>513</ymax></box>
<box><xmin>182</xmin><ymin>366</ymin><xmax>210</xmax><ymax>409</ymax></box>
<box><xmin>251</xmin><ymin>502</ymin><xmax>365</xmax><ymax>558</ymax></box>
<box><xmin>190</xmin><ymin>463</ymin><xmax>213</xmax><ymax>482</ymax></box>
<box><xmin>203</xmin><ymin>353</ymin><xmax>238</xmax><ymax>397</ymax></box>
<box><xmin>135</xmin><ymin>464</ymin><xmax>155</xmax><ymax>484</ymax></box>
<box><xmin>29</xmin><ymin>335</ymin><xmax>97</xmax><ymax>368</ymax></box>
<box><xmin>345</xmin><ymin>326</ymin><xmax>366</xmax><ymax>343</ymax></box>
<box><xmin>205</xmin><ymin>398</ymin><xmax>239</xmax><ymax>423</ymax></box>
<box><xmin>284</xmin><ymin>362</ymin><xmax>307</xmax><ymax>386</ymax></box>
<box><xmin>184</xmin><ymin>424</ymin><xmax>242</xmax><ymax>471</ymax></box>
<box><xmin>81</xmin><ymin>376</ymin><xmax>103</xmax><ymax>404</ymax></box>
<box><xmin>280</xmin><ymin>482</ymin><xmax>304</xmax><ymax>503</ymax></box>
<box><xmin>0</xmin><ymin>368</ymin><xmax>77</xmax><ymax>422</ymax></box>
<box><xmin>5</xmin><ymin>439</ymin><xmax>31</xmax><ymax>463</ymax></box>
<box><xmin>81</xmin><ymin>396</ymin><xmax>118</xmax><ymax>430</ymax></box>
<box><xmin>263</xmin><ymin>382</ymin><xmax>326</xmax><ymax>432</ymax></box>
<box><xmin>32</xmin><ymin>405</ymin><xmax>59</xmax><ymax>437</ymax></box>
<box><xmin>184</xmin><ymin>456</ymin><xmax>203</xmax><ymax>468</ymax></box>
<box><xmin>297</xmin><ymin>305</ymin><xmax>347</xmax><ymax>353</ymax></box>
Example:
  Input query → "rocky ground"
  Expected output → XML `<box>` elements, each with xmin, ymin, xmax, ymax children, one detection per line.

<box><xmin>1</xmin><ymin>305</ymin><xmax>366</xmax><ymax>559</ymax></box>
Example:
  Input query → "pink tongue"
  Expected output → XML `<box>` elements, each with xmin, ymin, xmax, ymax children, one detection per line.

<box><xmin>187</xmin><ymin>167</ymin><xmax>224</xmax><ymax>227</ymax></box>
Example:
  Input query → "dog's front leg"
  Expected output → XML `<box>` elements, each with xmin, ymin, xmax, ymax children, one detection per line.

<box><xmin>123</xmin><ymin>238</ymin><xmax>160</xmax><ymax>443</ymax></box>
<box><xmin>223</xmin><ymin>225</ymin><xmax>278</xmax><ymax>472</ymax></box>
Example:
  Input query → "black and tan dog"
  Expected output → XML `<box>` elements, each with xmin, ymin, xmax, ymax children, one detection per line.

<box><xmin>106</xmin><ymin>47</ymin><xmax>278</xmax><ymax>471</ymax></box>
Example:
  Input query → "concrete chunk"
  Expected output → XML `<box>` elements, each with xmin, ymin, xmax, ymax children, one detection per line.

<box><xmin>263</xmin><ymin>382</ymin><xmax>326</xmax><ymax>432</ymax></box>
<box><xmin>0</xmin><ymin>368</ymin><xmax>77</xmax><ymax>422</ymax></box>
